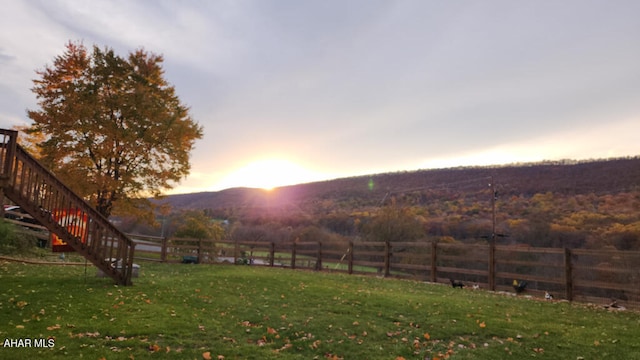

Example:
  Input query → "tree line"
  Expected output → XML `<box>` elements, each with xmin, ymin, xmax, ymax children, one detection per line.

<box><xmin>121</xmin><ymin>187</ymin><xmax>640</xmax><ymax>252</ymax></box>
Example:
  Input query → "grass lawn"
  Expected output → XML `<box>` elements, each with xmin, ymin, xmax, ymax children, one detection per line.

<box><xmin>1</xmin><ymin>260</ymin><xmax>639</xmax><ymax>359</ymax></box>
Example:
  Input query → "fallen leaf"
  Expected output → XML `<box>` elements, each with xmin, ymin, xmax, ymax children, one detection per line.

<box><xmin>202</xmin><ymin>351</ymin><xmax>212</xmax><ymax>360</ymax></box>
<box><xmin>274</xmin><ymin>343</ymin><xmax>293</xmax><ymax>353</ymax></box>
<box><xmin>16</xmin><ymin>301</ymin><xmax>28</xmax><ymax>309</ymax></box>
<box><xmin>424</xmin><ymin>332</ymin><xmax>431</xmax><ymax>340</ymax></box>
<box><xmin>479</xmin><ymin>321</ymin><xmax>486</xmax><ymax>328</ymax></box>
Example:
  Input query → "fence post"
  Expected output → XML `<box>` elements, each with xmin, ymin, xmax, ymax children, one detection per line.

<box><xmin>198</xmin><ymin>238</ymin><xmax>203</xmax><ymax>264</ymax></box>
<box><xmin>384</xmin><ymin>241</ymin><xmax>391</xmax><ymax>277</ymax></box>
<box><xmin>291</xmin><ymin>241</ymin><xmax>297</xmax><ymax>269</ymax></box>
<box><xmin>234</xmin><ymin>239</ymin><xmax>239</xmax><ymax>265</ymax></box>
<box><xmin>1</xmin><ymin>129</ymin><xmax>17</xmax><ymax>177</ymax></box>
<box><xmin>269</xmin><ymin>242</ymin><xmax>275</xmax><ymax>267</ymax></box>
<box><xmin>430</xmin><ymin>240</ymin><xmax>437</xmax><ymax>283</ymax></box>
<box><xmin>160</xmin><ymin>237</ymin><xmax>167</xmax><ymax>262</ymax></box>
<box><xmin>348</xmin><ymin>241</ymin><xmax>354</xmax><ymax>274</ymax></box>
<box><xmin>488</xmin><ymin>241</ymin><xmax>496</xmax><ymax>291</ymax></box>
<box><xmin>564</xmin><ymin>248</ymin><xmax>573</xmax><ymax>302</ymax></box>
<box><xmin>315</xmin><ymin>241</ymin><xmax>322</xmax><ymax>271</ymax></box>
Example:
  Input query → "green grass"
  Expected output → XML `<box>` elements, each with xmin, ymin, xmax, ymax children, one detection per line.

<box><xmin>1</xmin><ymin>260</ymin><xmax>639</xmax><ymax>359</ymax></box>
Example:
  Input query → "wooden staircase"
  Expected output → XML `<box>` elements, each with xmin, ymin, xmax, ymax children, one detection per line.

<box><xmin>0</xmin><ymin>129</ymin><xmax>136</xmax><ymax>285</ymax></box>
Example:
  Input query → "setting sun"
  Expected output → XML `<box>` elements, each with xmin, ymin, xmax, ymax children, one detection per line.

<box><xmin>217</xmin><ymin>159</ymin><xmax>324</xmax><ymax>190</ymax></box>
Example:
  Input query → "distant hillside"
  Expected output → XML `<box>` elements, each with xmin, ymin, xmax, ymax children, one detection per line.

<box><xmin>160</xmin><ymin>157</ymin><xmax>640</xmax><ymax>212</ymax></box>
<box><xmin>127</xmin><ymin>157</ymin><xmax>640</xmax><ymax>250</ymax></box>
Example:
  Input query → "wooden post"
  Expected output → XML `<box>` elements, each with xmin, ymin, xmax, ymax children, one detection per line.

<box><xmin>160</xmin><ymin>237</ymin><xmax>167</xmax><ymax>262</ymax></box>
<box><xmin>348</xmin><ymin>241</ymin><xmax>354</xmax><ymax>274</ymax></box>
<box><xmin>291</xmin><ymin>241</ymin><xmax>297</xmax><ymax>269</ymax></box>
<box><xmin>89</xmin><ymin>223</ymin><xmax>99</xmax><ymax>254</ymax></box>
<box><xmin>234</xmin><ymin>239</ymin><xmax>239</xmax><ymax>265</ymax></box>
<box><xmin>430</xmin><ymin>240</ymin><xmax>437</xmax><ymax>283</ymax></box>
<box><xmin>125</xmin><ymin>241</ymin><xmax>136</xmax><ymax>286</ymax></box>
<box><xmin>269</xmin><ymin>242</ymin><xmax>275</xmax><ymax>267</ymax></box>
<box><xmin>197</xmin><ymin>238</ymin><xmax>203</xmax><ymax>264</ymax></box>
<box><xmin>384</xmin><ymin>241</ymin><xmax>391</xmax><ymax>277</ymax></box>
<box><xmin>489</xmin><ymin>241</ymin><xmax>496</xmax><ymax>291</ymax></box>
<box><xmin>564</xmin><ymin>248</ymin><xmax>573</xmax><ymax>301</ymax></box>
<box><xmin>316</xmin><ymin>241</ymin><xmax>323</xmax><ymax>271</ymax></box>
<box><xmin>2</xmin><ymin>129</ymin><xmax>17</xmax><ymax>177</ymax></box>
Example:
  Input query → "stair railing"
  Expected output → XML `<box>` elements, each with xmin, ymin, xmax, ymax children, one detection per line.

<box><xmin>0</xmin><ymin>129</ymin><xmax>135</xmax><ymax>285</ymax></box>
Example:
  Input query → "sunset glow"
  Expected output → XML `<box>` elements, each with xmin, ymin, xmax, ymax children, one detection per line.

<box><xmin>216</xmin><ymin>159</ymin><xmax>323</xmax><ymax>191</ymax></box>
<box><xmin>2</xmin><ymin>2</ymin><xmax>640</xmax><ymax>195</ymax></box>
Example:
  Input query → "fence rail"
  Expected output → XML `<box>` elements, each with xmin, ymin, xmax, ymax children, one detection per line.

<box><xmin>129</xmin><ymin>235</ymin><xmax>640</xmax><ymax>308</ymax></box>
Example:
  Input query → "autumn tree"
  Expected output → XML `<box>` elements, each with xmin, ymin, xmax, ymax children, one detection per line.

<box><xmin>171</xmin><ymin>210</ymin><xmax>225</xmax><ymax>262</ymax></box>
<box><xmin>173</xmin><ymin>210</ymin><xmax>225</xmax><ymax>240</ymax></box>
<box><xmin>27</xmin><ymin>41</ymin><xmax>202</xmax><ymax>219</ymax></box>
<box><xmin>362</xmin><ymin>199</ymin><xmax>425</xmax><ymax>243</ymax></box>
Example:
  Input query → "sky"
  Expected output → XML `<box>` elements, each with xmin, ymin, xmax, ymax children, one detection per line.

<box><xmin>1</xmin><ymin>0</ymin><xmax>640</xmax><ymax>194</ymax></box>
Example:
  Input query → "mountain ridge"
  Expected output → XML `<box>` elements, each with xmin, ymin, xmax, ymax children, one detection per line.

<box><xmin>160</xmin><ymin>157</ymin><xmax>640</xmax><ymax>211</ymax></box>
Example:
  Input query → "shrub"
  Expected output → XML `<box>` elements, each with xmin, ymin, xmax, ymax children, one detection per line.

<box><xmin>0</xmin><ymin>220</ymin><xmax>37</xmax><ymax>254</ymax></box>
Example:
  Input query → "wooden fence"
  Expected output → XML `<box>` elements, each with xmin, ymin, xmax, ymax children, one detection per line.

<box><xmin>127</xmin><ymin>235</ymin><xmax>640</xmax><ymax>308</ymax></box>
<box><xmin>6</xmin><ymin>211</ymin><xmax>637</xmax><ymax>307</ymax></box>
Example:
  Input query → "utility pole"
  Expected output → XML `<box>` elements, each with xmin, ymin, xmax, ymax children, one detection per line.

<box><xmin>491</xmin><ymin>177</ymin><xmax>496</xmax><ymax>242</ymax></box>
<box><xmin>489</xmin><ymin>176</ymin><xmax>497</xmax><ymax>291</ymax></box>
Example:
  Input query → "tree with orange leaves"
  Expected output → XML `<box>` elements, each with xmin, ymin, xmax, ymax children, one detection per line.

<box><xmin>27</xmin><ymin>41</ymin><xmax>202</xmax><ymax>220</ymax></box>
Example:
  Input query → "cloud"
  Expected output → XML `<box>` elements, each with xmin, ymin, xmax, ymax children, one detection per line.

<box><xmin>2</xmin><ymin>1</ymin><xmax>640</xmax><ymax>193</ymax></box>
